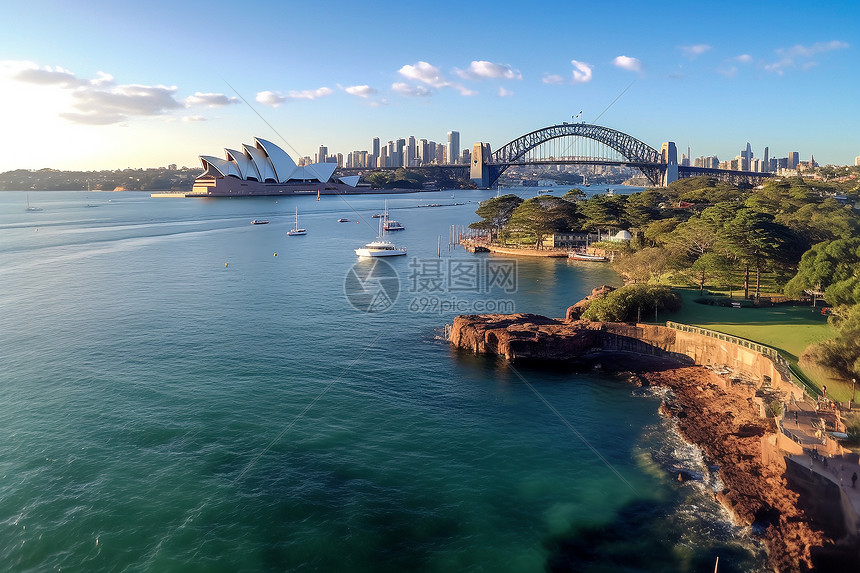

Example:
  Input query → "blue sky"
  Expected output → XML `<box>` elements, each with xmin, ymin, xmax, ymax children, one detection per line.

<box><xmin>1</xmin><ymin>0</ymin><xmax>857</xmax><ymax>172</ymax></box>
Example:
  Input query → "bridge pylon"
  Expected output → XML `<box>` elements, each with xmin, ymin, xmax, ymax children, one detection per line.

<box><xmin>660</xmin><ymin>142</ymin><xmax>678</xmax><ymax>187</ymax></box>
<box><xmin>470</xmin><ymin>142</ymin><xmax>494</xmax><ymax>188</ymax></box>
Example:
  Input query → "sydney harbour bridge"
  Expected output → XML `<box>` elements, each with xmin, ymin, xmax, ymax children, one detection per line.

<box><xmin>343</xmin><ymin>123</ymin><xmax>773</xmax><ymax>188</ymax></box>
<box><xmin>468</xmin><ymin>123</ymin><xmax>772</xmax><ymax>188</ymax></box>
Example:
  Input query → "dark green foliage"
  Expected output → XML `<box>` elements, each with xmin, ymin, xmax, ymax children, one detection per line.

<box><xmin>581</xmin><ymin>285</ymin><xmax>682</xmax><ymax>322</ymax></box>
<box><xmin>506</xmin><ymin>195</ymin><xmax>582</xmax><ymax>248</ymax></box>
<box><xmin>469</xmin><ymin>194</ymin><xmax>524</xmax><ymax>232</ymax></box>
<box><xmin>784</xmin><ymin>238</ymin><xmax>860</xmax><ymax>305</ymax></box>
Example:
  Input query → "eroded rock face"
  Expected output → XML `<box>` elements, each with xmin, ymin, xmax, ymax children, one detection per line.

<box><xmin>449</xmin><ymin>313</ymin><xmax>600</xmax><ymax>361</ymax></box>
<box><xmin>644</xmin><ymin>367</ymin><xmax>843</xmax><ymax>573</ymax></box>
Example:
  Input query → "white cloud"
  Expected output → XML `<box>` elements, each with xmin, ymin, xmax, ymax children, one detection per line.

<box><xmin>680</xmin><ymin>44</ymin><xmax>711</xmax><ymax>59</ymax></box>
<box><xmin>783</xmin><ymin>40</ymin><xmax>849</xmax><ymax>57</ymax></box>
<box><xmin>391</xmin><ymin>82</ymin><xmax>432</xmax><ymax>97</ymax></box>
<box><xmin>735</xmin><ymin>54</ymin><xmax>753</xmax><ymax>63</ymax></box>
<box><xmin>2</xmin><ymin>60</ymin><xmax>189</xmax><ymax>124</ymax></box>
<box><xmin>542</xmin><ymin>74</ymin><xmax>565</xmax><ymax>85</ymax></box>
<box><xmin>59</xmin><ymin>83</ymin><xmax>183</xmax><ymax>125</ymax></box>
<box><xmin>717</xmin><ymin>66</ymin><xmax>738</xmax><ymax>78</ymax></box>
<box><xmin>5</xmin><ymin>61</ymin><xmax>82</xmax><ymax>87</ymax></box>
<box><xmin>613</xmin><ymin>55</ymin><xmax>642</xmax><ymax>72</ymax></box>
<box><xmin>255</xmin><ymin>87</ymin><xmax>333</xmax><ymax>106</ymax></box>
<box><xmin>498</xmin><ymin>87</ymin><xmax>513</xmax><ymax>97</ymax></box>
<box><xmin>765</xmin><ymin>40</ymin><xmax>849</xmax><ymax>74</ymax></box>
<box><xmin>256</xmin><ymin>90</ymin><xmax>287</xmax><ymax>107</ymax></box>
<box><xmin>455</xmin><ymin>61</ymin><xmax>521</xmax><ymax>80</ymax></box>
<box><xmin>345</xmin><ymin>85</ymin><xmax>377</xmax><ymax>98</ymax></box>
<box><xmin>397</xmin><ymin>61</ymin><xmax>476</xmax><ymax>96</ymax></box>
<box><xmin>184</xmin><ymin>92</ymin><xmax>238</xmax><ymax>108</ymax></box>
<box><xmin>288</xmin><ymin>87</ymin><xmax>333</xmax><ymax>100</ymax></box>
<box><xmin>90</xmin><ymin>71</ymin><xmax>114</xmax><ymax>86</ymax></box>
<box><xmin>398</xmin><ymin>61</ymin><xmax>448</xmax><ymax>88</ymax></box>
<box><xmin>570</xmin><ymin>60</ymin><xmax>593</xmax><ymax>83</ymax></box>
<box><xmin>182</xmin><ymin>115</ymin><xmax>206</xmax><ymax>122</ymax></box>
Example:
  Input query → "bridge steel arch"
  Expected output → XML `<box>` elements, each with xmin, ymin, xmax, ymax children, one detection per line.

<box><xmin>474</xmin><ymin>123</ymin><xmax>665</xmax><ymax>187</ymax></box>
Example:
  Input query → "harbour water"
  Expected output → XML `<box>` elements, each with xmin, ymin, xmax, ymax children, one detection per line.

<box><xmin>0</xmin><ymin>189</ymin><xmax>768</xmax><ymax>572</ymax></box>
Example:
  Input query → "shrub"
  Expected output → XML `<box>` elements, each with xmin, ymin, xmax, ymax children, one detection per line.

<box><xmin>581</xmin><ymin>284</ymin><xmax>682</xmax><ymax>322</ymax></box>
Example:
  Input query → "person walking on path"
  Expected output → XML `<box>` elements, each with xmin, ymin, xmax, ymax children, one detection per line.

<box><xmin>853</xmin><ymin>472</ymin><xmax>857</xmax><ymax>488</ymax></box>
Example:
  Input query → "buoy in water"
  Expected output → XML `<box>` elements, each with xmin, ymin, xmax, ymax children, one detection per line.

<box><xmin>224</xmin><ymin>262</ymin><xmax>228</xmax><ymax>267</ymax></box>
<box><xmin>273</xmin><ymin>252</ymin><xmax>277</xmax><ymax>256</ymax></box>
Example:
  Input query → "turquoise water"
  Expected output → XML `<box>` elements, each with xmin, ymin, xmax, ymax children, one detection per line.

<box><xmin>0</xmin><ymin>190</ymin><xmax>767</xmax><ymax>571</ymax></box>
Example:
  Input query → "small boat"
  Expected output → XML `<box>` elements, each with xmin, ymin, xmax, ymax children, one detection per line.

<box><xmin>251</xmin><ymin>219</ymin><xmax>269</xmax><ymax>225</ymax></box>
<box><xmin>337</xmin><ymin>218</ymin><xmax>350</xmax><ymax>223</ymax></box>
<box><xmin>568</xmin><ymin>252</ymin><xmax>608</xmax><ymax>262</ymax></box>
<box><xmin>354</xmin><ymin>239</ymin><xmax>407</xmax><ymax>257</ymax></box>
<box><xmin>25</xmin><ymin>194</ymin><xmax>43</xmax><ymax>212</ymax></box>
<box><xmin>287</xmin><ymin>207</ymin><xmax>306</xmax><ymax>236</ymax></box>
<box><xmin>382</xmin><ymin>200</ymin><xmax>405</xmax><ymax>231</ymax></box>
<box><xmin>371</xmin><ymin>213</ymin><xmax>383</xmax><ymax>218</ymax></box>
<box><xmin>355</xmin><ymin>217</ymin><xmax>406</xmax><ymax>257</ymax></box>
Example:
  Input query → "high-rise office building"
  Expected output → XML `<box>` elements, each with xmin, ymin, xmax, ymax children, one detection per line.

<box><xmin>788</xmin><ymin>151</ymin><xmax>799</xmax><ymax>170</ymax></box>
<box><xmin>447</xmin><ymin>131</ymin><xmax>460</xmax><ymax>165</ymax></box>
<box><xmin>371</xmin><ymin>137</ymin><xmax>380</xmax><ymax>169</ymax></box>
<box><xmin>317</xmin><ymin>146</ymin><xmax>328</xmax><ymax>164</ymax></box>
<box><xmin>407</xmin><ymin>136</ymin><xmax>416</xmax><ymax>167</ymax></box>
<box><xmin>763</xmin><ymin>147</ymin><xmax>769</xmax><ymax>172</ymax></box>
<box><xmin>740</xmin><ymin>142</ymin><xmax>753</xmax><ymax>171</ymax></box>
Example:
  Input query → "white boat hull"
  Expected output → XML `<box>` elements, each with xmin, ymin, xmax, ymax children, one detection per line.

<box><xmin>354</xmin><ymin>247</ymin><xmax>406</xmax><ymax>257</ymax></box>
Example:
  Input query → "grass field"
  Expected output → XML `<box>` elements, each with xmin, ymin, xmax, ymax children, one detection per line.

<box><xmin>652</xmin><ymin>289</ymin><xmax>856</xmax><ymax>401</ymax></box>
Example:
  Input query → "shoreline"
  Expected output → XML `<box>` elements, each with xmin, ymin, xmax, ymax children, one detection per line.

<box><xmin>448</xmin><ymin>313</ymin><xmax>860</xmax><ymax>571</ymax></box>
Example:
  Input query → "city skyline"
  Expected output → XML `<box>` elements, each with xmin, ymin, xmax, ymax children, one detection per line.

<box><xmin>0</xmin><ymin>0</ymin><xmax>857</xmax><ymax>173</ymax></box>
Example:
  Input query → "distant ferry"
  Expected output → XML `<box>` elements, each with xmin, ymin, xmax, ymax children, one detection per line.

<box><xmin>250</xmin><ymin>219</ymin><xmax>269</xmax><ymax>225</ymax></box>
<box><xmin>337</xmin><ymin>218</ymin><xmax>350</xmax><ymax>223</ymax></box>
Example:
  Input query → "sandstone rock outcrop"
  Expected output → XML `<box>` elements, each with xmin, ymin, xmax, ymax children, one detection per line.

<box><xmin>565</xmin><ymin>284</ymin><xmax>615</xmax><ymax>321</ymax></box>
<box><xmin>449</xmin><ymin>313</ymin><xmax>600</xmax><ymax>361</ymax></box>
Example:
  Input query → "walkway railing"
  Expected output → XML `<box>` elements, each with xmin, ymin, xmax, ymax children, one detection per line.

<box><xmin>665</xmin><ymin>321</ymin><xmax>819</xmax><ymax>399</ymax></box>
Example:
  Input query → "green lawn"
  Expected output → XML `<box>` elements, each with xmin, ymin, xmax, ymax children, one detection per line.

<box><xmin>652</xmin><ymin>289</ymin><xmax>851</xmax><ymax>399</ymax></box>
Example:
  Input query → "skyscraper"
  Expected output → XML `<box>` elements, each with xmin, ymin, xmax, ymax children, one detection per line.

<box><xmin>788</xmin><ymin>151</ymin><xmax>799</xmax><ymax>170</ymax></box>
<box><xmin>317</xmin><ymin>145</ymin><xmax>328</xmax><ymax>164</ymax></box>
<box><xmin>371</xmin><ymin>137</ymin><xmax>380</xmax><ymax>168</ymax></box>
<box><xmin>447</xmin><ymin>131</ymin><xmax>460</xmax><ymax>165</ymax></box>
<box><xmin>740</xmin><ymin>142</ymin><xmax>753</xmax><ymax>171</ymax></box>
<box><xmin>407</xmin><ymin>136</ymin><xmax>416</xmax><ymax>167</ymax></box>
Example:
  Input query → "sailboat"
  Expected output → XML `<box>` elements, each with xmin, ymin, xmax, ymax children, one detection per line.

<box><xmin>382</xmin><ymin>200</ymin><xmax>404</xmax><ymax>231</ymax></box>
<box><xmin>286</xmin><ymin>206</ymin><xmax>307</xmax><ymax>236</ymax></box>
<box><xmin>25</xmin><ymin>193</ymin><xmax>42</xmax><ymax>212</ymax></box>
<box><xmin>355</xmin><ymin>216</ymin><xmax>406</xmax><ymax>257</ymax></box>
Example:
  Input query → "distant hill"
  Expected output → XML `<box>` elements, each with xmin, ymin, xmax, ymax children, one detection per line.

<box><xmin>0</xmin><ymin>167</ymin><xmax>199</xmax><ymax>191</ymax></box>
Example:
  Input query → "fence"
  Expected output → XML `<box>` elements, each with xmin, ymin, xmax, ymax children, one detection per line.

<box><xmin>665</xmin><ymin>321</ymin><xmax>819</xmax><ymax>399</ymax></box>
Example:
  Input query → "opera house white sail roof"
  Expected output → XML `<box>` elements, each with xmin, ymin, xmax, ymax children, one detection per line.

<box><xmin>198</xmin><ymin>137</ymin><xmax>356</xmax><ymax>187</ymax></box>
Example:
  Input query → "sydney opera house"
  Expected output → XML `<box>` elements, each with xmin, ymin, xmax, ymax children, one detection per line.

<box><xmin>189</xmin><ymin>137</ymin><xmax>363</xmax><ymax>196</ymax></box>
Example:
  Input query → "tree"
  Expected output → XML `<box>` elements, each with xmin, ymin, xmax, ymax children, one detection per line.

<box><xmin>622</xmin><ymin>190</ymin><xmax>665</xmax><ymax>228</ymax></box>
<box><xmin>506</xmin><ymin>195</ymin><xmax>582</xmax><ymax>249</ymax></box>
<box><xmin>612</xmin><ymin>247</ymin><xmax>680</xmax><ymax>284</ymax></box>
<box><xmin>784</xmin><ymin>238</ymin><xmax>860</xmax><ymax>305</ymax></box>
<box><xmin>562</xmin><ymin>188</ymin><xmax>587</xmax><ymax>202</ymax></box>
<box><xmin>580</xmin><ymin>194</ymin><xmax>626</xmax><ymax>235</ymax></box>
<box><xmin>690</xmin><ymin>252</ymin><xmax>735</xmax><ymax>293</ymax></box>
<box><xmin>469</xmin><ymin>194</ymin><xmax>524</xmax><ymax>240</ymax></box>
<box><xmin>720</xmin><ymin>209</ymin><xmax>799</xmax><ymax>298</ymax></box>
